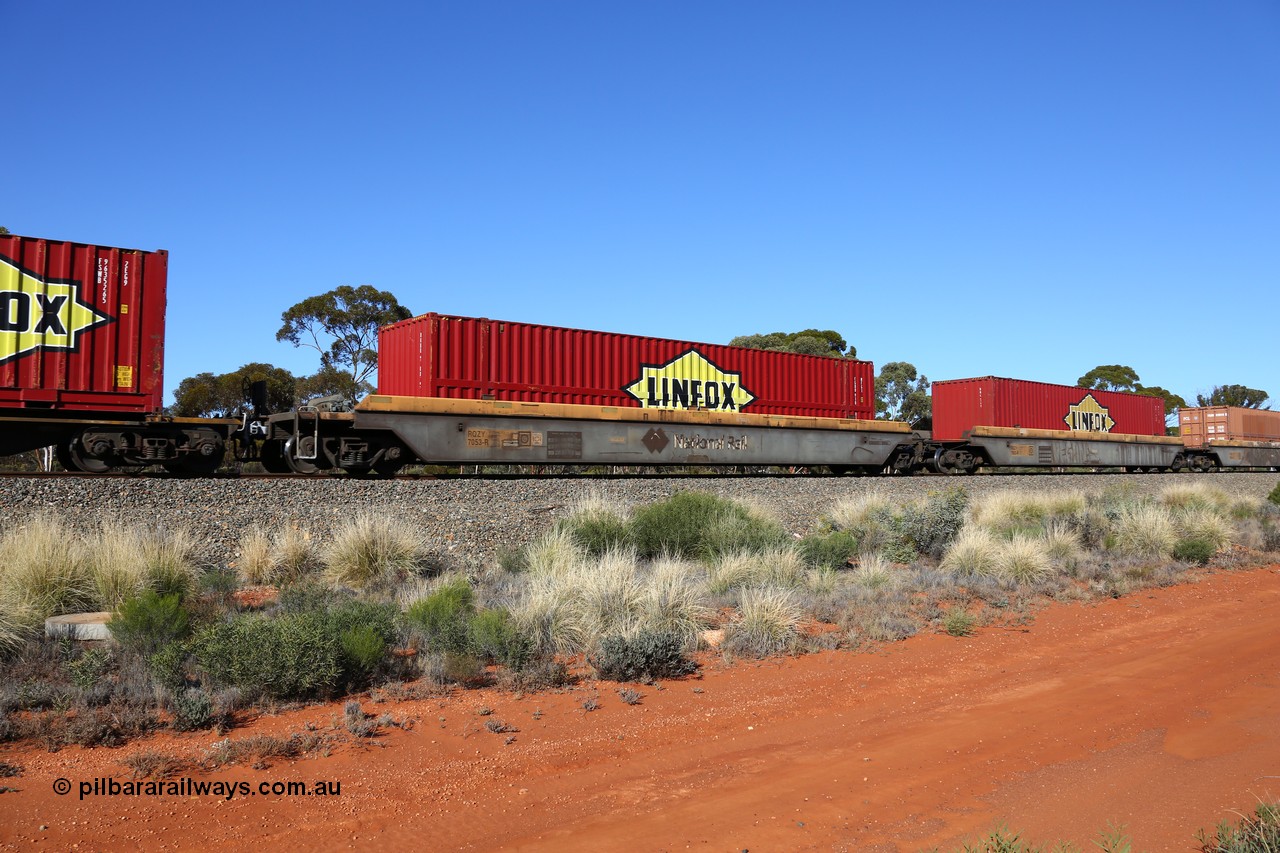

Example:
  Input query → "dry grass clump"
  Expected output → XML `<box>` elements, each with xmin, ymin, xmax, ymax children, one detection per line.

<box><xmin>853</xmin><ymin>553</ymin><xmax>895</xmax><ymax>588</ymax></box>
<box><xmin>722</xmin><ymin>587</ymin><xmax>802</xmax><ymax>658</ymax></box>
<box><xmin>970</xmin><ymin>491</ymin><xmax>1085</xmax><ymax>533</ymax></box>
<box><xmin>0</xmin><ymin>515</ymin><xmax>92</xmax><ymax>618</ymax></box>
<box><xmin>641</xmin><ymin>557</ymin><xmax>711</xmax><ymax>648</ymax></box>
<box><xmin>321</xmin><ymin>513</ymin><xmax>427</xmax><ymax>589</ymax></box>
<box><xmin>513</xmin><ymin>543</ymin><xmax>711</xmax><ymax>656</ymax></box>
<box><xmin>1112</xmin><ymin>504</ymin><xmax>1178</xmax><ymax>559</ymax></box>
<box><xmin>89</xmin><ymin>526</ymin><xmax>151</xmax><ymax>609</ymax></box>
<box><xmin>137</xmin><ymin>527</ymin><xmax>204</xmax><ymax>598</ymax></box>
<box><xmin>236</xmin><ymin>525</ymin><xmax>317</xmax><ymax>586</ymax></box>
<box><xmin>1043</xmin><ymin>521</ymin><xmax>1083</xmax><ymax>567</ymax></box>
<box><xmin>706</xmin><ymin>546</ymin><xmax>806</xmax><ymax>594</ymax></box>
<box><xmin>994</xmin><ymin>535</ymin><xmax>1054</xmax><ymax>583</ymax></box>
<box><xmin>0</xmin><ymin>590</ymin><xmax>42</xmax><ymax>658</ymax></box>
<box><xmin>1173</xmin><ymin>507</ymin><xmax>1235</xmax><ymax>553</ymax></box>
<box><xmin>940</xmin><ymin>527</ymin><xmax>1000</xmax><ymax>577</ymax></box>
<box><xmin>1160</xmin><ymin>482</ymin><xmax>1232</xmax><ymax>512</ymax></box>
<box><xmin>829</xmin><ymin>493</ymin><xmax>892</xmax><ymax>532</ymax></box>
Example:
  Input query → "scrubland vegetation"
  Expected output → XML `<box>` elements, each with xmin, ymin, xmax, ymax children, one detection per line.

<box><xmin>0</xmin><ymin>479</ymin><xmax>1278</xmax><ymax>752</ymax></box>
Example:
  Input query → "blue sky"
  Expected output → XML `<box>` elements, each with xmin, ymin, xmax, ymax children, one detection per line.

<box><xmin>7</xmin><ymin>1</ymin><xmax>1278</xmax><ymax>406</ymax></box>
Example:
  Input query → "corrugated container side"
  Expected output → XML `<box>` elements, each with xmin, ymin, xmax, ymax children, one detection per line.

<box><xmin>0</xmin><ymin>235</ymin><xmax>166</xmax><ymax>414</ymax></box>
<box><xmin>932</xmin><ymin>376</ymin><xmax>1166</xmax><ymax>442</ymax></box>
<box><xmin>1179</xmin><ymin>406</ymin><xmax>1280</xmax><ymax>446</ymax></box>
<box><xmin>378</xmin><ymin>313</ymin><xmax>874</xmax><ymax>419</ymax></box>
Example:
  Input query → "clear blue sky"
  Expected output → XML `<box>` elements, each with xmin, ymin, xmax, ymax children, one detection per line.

<box><xmin>7</xmin><ymin>1</ymin><xmax>1278</xmax><ymax>406</ymax></box>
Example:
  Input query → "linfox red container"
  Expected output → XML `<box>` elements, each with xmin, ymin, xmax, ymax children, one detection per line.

<box><xmin>1178</xmin><ymin>406</ymin><xmax>1280</xmax><ymax>447</ymax></box>
<box><xmin>931</xmin><ymin>377</ymin><xmax>1166</xmax><ymax>442</ymax></box>
<box><xmin>378</xmin><ymin>313</ymin><xmax>875</xmax><ymax>419</ymax></box>
<box><xmin>0</xmin><ymin>234</ymin><xmax>166</xmax><ymax>414</ymax></box>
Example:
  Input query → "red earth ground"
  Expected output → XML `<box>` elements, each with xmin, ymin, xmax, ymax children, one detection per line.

<box><xmin>2</xmin><ymin>565</ymin><xmax>1278</xmax><ymax>852</ymax></box>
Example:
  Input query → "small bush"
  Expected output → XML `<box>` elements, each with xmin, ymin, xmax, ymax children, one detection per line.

<box><xmin>404</xmin><ymin>575</ymin><xmax>476</xmax><ymax>655</ymax></box>
<box><xmin>147</xmin><ymin>641</ymin><xmax>189</xmax><ymax>693</ymax></box>
<box><xmin>170</xmin><ymin>688</ymin><xmax>214</xmax><ymax>731</ymax></box>
<box><xmin>343</xmin><ymin>700</ymin><xmax>376</xmax><ymax>738</ymax></box>
<box><xmin>641</xmin><ymin>558</ymin><xmax>711</xmax><ymax>646</ymax></box>
<box><xmin>1174</xmin><ymin>507</ymin><xmax>1234</xmax><ymax>553</ymax></box>
<box><xmin>1173</xmin><ymin>537</ymin><xmax>1216</xmax><ymax>565</ymax></box>
<box><xmin>896</xmin><ymin>487</ymin><xmax>968</xmax><ymax>559</ymax></box>
<box><xmin>467</xmin><ymin>608</ymin><xmax>532</xmax><ymax>670</ymax></box>
<box><xmin>192</xmin><ymin>612</ymin><xmax>342</xmax><ymax>701</ymax></box>
<box><xmin>1269</xmin><ymin>482</ymin><xmax>1280</xmax><ymax>506</ymax></box>
<box><xmin>65</xmin><ymin>647</ymin><xmax>112</xmax><ymax>691</ymax></box>
<box><xmin>109</xmin><ymin>592</ymin><xmax>190</xmax><ymax>658</ymax></box>
<box><xmin>943</xmin><ymin>608</ymin><xmax>977</xmax><ymax>637</ymax></box>
<box><xmin>627</xmin><ymin>492</ymin><xmax>787</xmax><ymax>560</ymax></box>
<box><xmin>593</xmin><ymin>630</ymin><xmax>696</xmax><ymax>682</ymax></box>
<box><xmin>339</xmin><ymin>625</ymin><xmax>388</xmax><ymax>686</ymax></box>
<box><xmin>555</xmin><ymin>498</ymin><xmax>630</xmax><ymax>556</ymax></box>
<box><xmin>617</xmin><ymin>688</ymin><xmax>643</xmax><ymax>706</ymax></box>
<box><xmin>1196</xmin><ymin>801</ymin><xmax>1280</xmax><ymax>852</ymax></box>
<box><xmin>854</xmin><ymin>553</ymin><xmax>894</xmax><ymax>588</ymax></box>
<box><xmin>797</xmin><ymin>531</ymin><xmax>858</xmax><ymax>569</ymax></box>
<box><xmin>123</xmin><ymin>750</ymin><xmax>184</xmax><ymax>780</ymax></box>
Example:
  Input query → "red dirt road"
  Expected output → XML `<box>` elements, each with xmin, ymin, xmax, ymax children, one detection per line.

<box><xmin>3</xmin><ymin>566</ymin><xmax>1279</xmax><ymax>852</ymax></box>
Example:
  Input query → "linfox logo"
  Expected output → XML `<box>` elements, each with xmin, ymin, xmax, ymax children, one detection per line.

<box><xmin>624</xmin><ymin>349</ymin><xmax>755</xmax><ymax>412</ymax></box>
<box><xmin>1064</xmin><ymin>393</ymin><xmax>1116</xmax><ymax>432</ymax></box>
<box><xmin>0</xmin><ymin>256</ymin><xmax>113</xmax><ymax>365</ymax></box>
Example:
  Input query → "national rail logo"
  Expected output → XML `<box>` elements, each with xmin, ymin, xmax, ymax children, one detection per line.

<box><xmin>1064</xmin><ymin>393</ymin><xmax>1116</xmax><ymax>432</ymax></box>
<box><xmin>624</xmin><ymin>349</ymin><xmax>755</xmax><ymax>412</ymax></box>
<box><xmin>0</xmin><ymin>256</ymin><xmax>113</xmax><ymax>366</ymax></box>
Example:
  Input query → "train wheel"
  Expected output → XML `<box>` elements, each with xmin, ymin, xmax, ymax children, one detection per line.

<box><xmin>58</xmin><ymin>438</ymin><xmax>110</xmax><ymax>474</ymax></box>
<box><xmin>259</xmin><ymin>439</ymin><xmax>292</xmax><ymax>474</ymax></box>
<box><xmin>283</xmin><ymin>436</ymin><xmax>322</xmax><ymax>475</ymax></box>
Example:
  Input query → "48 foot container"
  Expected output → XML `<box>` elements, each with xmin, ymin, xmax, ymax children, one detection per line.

<box><xmin>0</xmin><ymin>234</ymin><xmax>167</xmax><ymax>414</ymax></box>
<box><xmin>378</xmin><ymin>313</ymin><xmax>875</xmax><ymax>419</ymax></box>
<box><xmin>931</xmin><ymin>376</ymin><xmax>1167</xmax><ymax>442</ymax></box>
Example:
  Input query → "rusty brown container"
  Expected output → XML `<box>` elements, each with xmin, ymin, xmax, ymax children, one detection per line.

<box><xmin>378</xmin><ymin>313</ymin><xmax>876</xmax><ymax>419</ymax></box>
<box><xmin>0</xmin><ymin>234</ymin><xmax>167</xmax><ymax>415</ymax></box>
<box><xmin>1178</xmin><ymin>406</ymin><xmax>1280</xmax><ymax>447</ymax></box>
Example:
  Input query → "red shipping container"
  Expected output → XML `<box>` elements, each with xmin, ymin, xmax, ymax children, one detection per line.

<box><xmin>0</xmin><ymin>234</ymin><xmax>166</xmax><ymax>415</ymax></box>
<box><xmin>1178</xmin><ymin>406</ymin><xmax>1280</xmax><ymax>447</ymax></box>
<box><xmin>931</xmin><ymin>377</ymin><xmax>1166</xmax><ymax>442</ymax></box>
<box><xmin>378</xmin><ymin>313</ymin><xmax>875</xmax><ymax>419</ymax></box>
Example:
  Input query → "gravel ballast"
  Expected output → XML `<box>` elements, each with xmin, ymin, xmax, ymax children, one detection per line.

<box><xmin>2</xmin><ymin>472</ymin><xmax>1277</xmax><ymax>569</ymax></box>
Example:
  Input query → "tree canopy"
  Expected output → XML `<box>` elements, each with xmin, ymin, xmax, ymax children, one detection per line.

<box><xmin>1077</xmin><ymin>364</ymin><xmax>1186</xmax><ymax>417</ymax></box>
<box><xmin>876</xmin><ymin>361</ymin><xmax>931</xmax><ymax>423</ymax></box>
<box><xmin>729</xmin><ymin>329</ymin><xmax>855</xmax><ymax>358</ymax></box>
<box><xmin>1196</xmin><ymin>384</ymin><xmax>1270</xmax><ymax>409</ymax></box>
<box><xmin>171</xmin><ymin>363</ymin><xmax>298</xmax><ymax>418</ymax></box>
<box><xmin>276</xmin><ymin>285</ymin><xmax>411</xmax><ymax>399</ymax></box>
<box><xmin>1076</xmin><ymin>365</ymin><xmax>1141</xmax><ymax>392</ymax></box>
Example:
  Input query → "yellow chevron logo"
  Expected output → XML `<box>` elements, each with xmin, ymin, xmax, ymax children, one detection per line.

<box><xmin>624</xmin><ymin>349</ymin><xmax>755</xmax><ymax>412</ymax></box>
<box><xmin>0</xmin><ymin>257</ymin><xmax>112</xmax><ymax>365</ymax></box>
<box><xmin>1065</xmin><ymin>393</ymin><xmax>1115</xmax><ymax>432</ymax></box>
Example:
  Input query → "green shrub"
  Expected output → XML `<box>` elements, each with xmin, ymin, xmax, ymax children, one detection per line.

<box><xmin>627</xmin><ymin>492</ymin><xmax>787</xmax><ymax>560</ymax></box>
<box><xmin>339</xmin><ymin>625</ymin><xmax>387</xmax><ymax>685</ymax></box>
<box><xmin>593</xmin><ymin>630</ymin><xmax>696</xmax><ymax>682</ymax></box>
<box><xmin>467</xmin><ymin>608</ymin><xmax>533</xmax><ymax>670</ymax></box>
<box><xmin>1173</xmin><ymin>537</ymin><xmax>1216</xmax><ymax>565</ymax></box>
<box><xmin>148</xmin><ymin>641</ymin><xmax>188</xmax><ymax>692</ymax></box>
<box><xmin>1269</xmin><ymin>482</ymin><xmax>1280</xmax><ymax>506</ymax></box>
<box><xmin>109</xmin><ymin>592</ymin><xmax>190</xmax><ymax>658</ymax></box>
<box><xmin>65</xmin><ymin>647</ymin><xmax>112</xmax><ymax>691</ymax></box>
<box><xmin>797</xmin><ymin>531</ymin><xmax>858</xmax><ymax>569</ymax></box>
<box><xmin>896</xmin><ymin>488</ymin><xmax>968</xmax><ymax>559</ymax></box>
<box><xmin>170</xmin><ymin>688</ymin><xmax>213</xmax><ymax>731</ymax></box>
<box><xmin>556</xmin><ymin>500</ymin><xmax>630</xmax><ymax>556</ymax></box>
<box><xmin>943</xmin><ymin>608</ymin><xmax>977</xmax><ymax>637</ymax></box>
<box><xmin>404</xmin><ymin>576</ymin><xmax>475</xmax><ymax>654</ymax></box>
<box><xmin>192</xmin><ymin>612</ymin><xmax>342</xmax><ymax>701</ymax></box>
